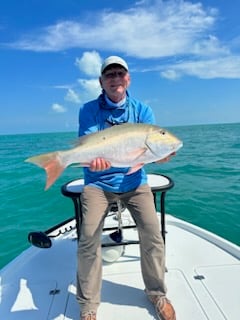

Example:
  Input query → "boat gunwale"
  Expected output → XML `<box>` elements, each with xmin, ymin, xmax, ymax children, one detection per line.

<box><xmin>167</xmin><ymin>215</ymin><xmax>240</xmax><ymax>260</ymax></box>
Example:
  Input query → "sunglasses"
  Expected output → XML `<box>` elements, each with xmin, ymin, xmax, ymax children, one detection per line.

<box><xmin>103</xmin><ymin>70</ymin><xmax>128</xmax><ymax>79</ymax></box>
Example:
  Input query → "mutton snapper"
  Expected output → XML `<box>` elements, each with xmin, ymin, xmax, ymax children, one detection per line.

<box><xmin>25</xmin><ymin>123</ymin><xmax>183</xmax><ymax>190</ymax></box>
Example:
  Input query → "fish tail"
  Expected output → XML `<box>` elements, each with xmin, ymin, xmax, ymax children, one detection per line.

<box><xmin>25</xmin><ymin>152</ymin><xmax>65</xmax><ymax>190</ymax></box>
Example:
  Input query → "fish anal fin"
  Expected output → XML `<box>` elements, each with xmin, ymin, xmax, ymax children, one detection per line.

<box><xmin>127</xmin><ymin>163</ymin><xmax>144</xmax><ymax>175</ymax></box>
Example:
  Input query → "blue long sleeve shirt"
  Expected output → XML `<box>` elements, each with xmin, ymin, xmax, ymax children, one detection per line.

<box><xmin>78</xmin><ymin>92</ymin><xmax>155</xmax><ymax>193</ymax></box>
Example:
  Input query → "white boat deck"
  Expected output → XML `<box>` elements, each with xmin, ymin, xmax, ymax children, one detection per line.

<box><xmin>0</xmin><ymin>214</ymin><xmax>239</xmax><ymax>320</ymax></box>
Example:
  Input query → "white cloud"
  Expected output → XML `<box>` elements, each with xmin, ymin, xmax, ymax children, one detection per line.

<box><xmin>161</xmin><ymin>69</ymin><xmax>181</xmax><ymax>80</ymax></box>
<box><xmin>9</xmin><ymin>1</ymin><xmax>240</xmax><ymax>79</ymax></box>
<box><xmin>64</xmin><ymin>88</ymin><xmax>81</xmax><ymax>103</ymax></box>
<box><xmin>10</xmin><ymin>1</ymin><xmax>220</xmax><ymax>59</ymax></box>
<box><xmin>191</xmin><ymin>35</ymin><xmax>229</xmax><ymax>56</ymax></box>
<box><xmin>77</xmin><ymin>78</ymin><xmax>102</xmax><ymax>101</ymax></box>
<box><xmin>161</xmin><ymin>55</ymin><xmax>240</xmax><ymax>79</ymax></box>
<box><xmin>51</xmin><ymin>103</ymin><xmax>67</xmax><ymax>113</ymax></box>
<box><xmin>75</xmin><ymin>51</ymin><xmax>102</xmax><ymax>76</ymax></box>
<box><xmin>59</xmin><ymin>53</ymin><xmax>102</xmax><ymax>107</ymax></box>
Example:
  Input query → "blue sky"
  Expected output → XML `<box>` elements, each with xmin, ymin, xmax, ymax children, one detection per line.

<box><xmin>1</xmin><ymin>0</ymin><xmax>240</xmax><ymax>134</ymax></box>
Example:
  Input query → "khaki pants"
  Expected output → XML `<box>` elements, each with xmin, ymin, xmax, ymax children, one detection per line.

<box><xmin>76</xmin><ymin>184</ymin><xmax>166</xmax><ymax>313</ymax></box>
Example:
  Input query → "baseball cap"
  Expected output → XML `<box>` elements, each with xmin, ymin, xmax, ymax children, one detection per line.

<box><xmin>101</xmin><ymin>56</ymin><xmax>129</xmax><ymax>74</ymax></box>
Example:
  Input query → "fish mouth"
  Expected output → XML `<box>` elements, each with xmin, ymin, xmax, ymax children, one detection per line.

<box><xmin>174</xmin><ymin>141</ymin><xmax>183</xmax><ymax>152</ymax></box>
<box><xmin>178</xmin><ymin>141</ymin><xmax>183</xmax><ymax>148</ymax></box>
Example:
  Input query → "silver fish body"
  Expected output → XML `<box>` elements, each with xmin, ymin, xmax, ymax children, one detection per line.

<box><xmin>26</xmin><ymin>123</ymin><xmax>183</xmax><ymax>189</ymax></box>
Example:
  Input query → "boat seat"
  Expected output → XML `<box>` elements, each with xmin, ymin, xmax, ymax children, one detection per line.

<box><xmin>61</xmin><ymin>174</ymin><xmax>174</xmax><ymax>244</ymax></box>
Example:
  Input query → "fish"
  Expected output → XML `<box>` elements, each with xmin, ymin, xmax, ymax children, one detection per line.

<box><xmin>25</xmin><ymin>123</ymin><xmax>183</xmax><ymax>190</ymax></box>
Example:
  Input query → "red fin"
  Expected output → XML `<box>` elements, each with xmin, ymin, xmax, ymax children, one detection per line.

<box><xmin>127</xmin><ymin>163</ymin><xmax>144</xmax><ymax>175</ymax></box>
<box><xmin>25</xmin><ymin>152</ymin><xmax>65</xmax><ymax>190</ymax></box>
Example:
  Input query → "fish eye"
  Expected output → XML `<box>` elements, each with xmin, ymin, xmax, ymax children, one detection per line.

<box><xmin>159</xmin><ymin>130</ymin><xmax>166</xmax><ymax>135</ymax></box>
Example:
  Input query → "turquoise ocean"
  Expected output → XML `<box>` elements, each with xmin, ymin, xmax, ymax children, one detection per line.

<box><xmin>0</xmin><ymin>122</ymin><xmax>239</xmax><ymax>270</ymax></box>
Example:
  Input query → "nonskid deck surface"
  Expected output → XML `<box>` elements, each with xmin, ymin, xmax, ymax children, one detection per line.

<box><xmin>0</xmin><ymin>214</ymin><xmax>239</xmax><ymax>320</ymax></box>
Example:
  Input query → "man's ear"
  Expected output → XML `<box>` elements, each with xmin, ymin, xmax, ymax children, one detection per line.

<box><xmin>99</xmin><ymin>76</ymin><xmax>103</xmax><ymax>88</ymax></box>
<box><xmin>127</xmin><ymin>73</ymin><xmax>131</xmax><ymax>87</ymax></box>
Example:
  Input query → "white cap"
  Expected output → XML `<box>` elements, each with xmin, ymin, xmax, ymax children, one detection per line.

<box><xmin>101</xmin><ymin>56</ymin><xmax>128</xmax><ymax>74</ymax></box>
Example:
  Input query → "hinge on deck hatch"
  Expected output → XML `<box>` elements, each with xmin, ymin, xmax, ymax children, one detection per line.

<box><xmin>194</xmin><ymin>275</ymin><xmax>205</xmax><ymax>280</ymax></box>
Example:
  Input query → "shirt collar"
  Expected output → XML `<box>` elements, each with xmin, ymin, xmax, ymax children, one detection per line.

<box><xmin>104</xmin><ymin>93</ymin><xmax>126</xmax><ymax>108</ymax></box>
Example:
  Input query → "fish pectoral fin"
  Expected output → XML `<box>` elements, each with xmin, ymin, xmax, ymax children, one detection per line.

<box><xmin>127</xmin><ymin>163</ymin><xmax>144</xmax><ymax>175</ymax></box>
<box><xmin>125</xmin><ymin>147</ymin><xmax>148</xmax><ymax>161</ymax></box>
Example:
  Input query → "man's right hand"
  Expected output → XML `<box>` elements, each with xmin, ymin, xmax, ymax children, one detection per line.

<box><xmin>89</xmin><ymin>157</ymin><xmax>111</xmax><ymax>171</ymax></box>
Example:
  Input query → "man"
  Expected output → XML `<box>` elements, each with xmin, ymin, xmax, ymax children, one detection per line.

<box><xmin>77</xmin><ymin>56</ymin><xmax>176</xmax><ymax>320</ymax></box>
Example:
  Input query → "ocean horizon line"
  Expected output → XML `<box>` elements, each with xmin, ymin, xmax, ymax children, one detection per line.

<box><xmin>1</xmin><ymin>121</ymin><xmax>239</xmax><ymax>137</ymax></box>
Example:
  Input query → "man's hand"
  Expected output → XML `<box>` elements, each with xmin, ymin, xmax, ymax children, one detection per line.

<box><xmin>155</xmin><ymin>152</ymin><xmax>176</xmax><ymax>163</ymax></box>
<box><xmin>90</xmin><ymin>157</ymin><xmax>111</xmax><ymax>171</ymax></box>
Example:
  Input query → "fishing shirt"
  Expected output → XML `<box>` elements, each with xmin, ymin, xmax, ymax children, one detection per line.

<box><xmin>78</xmin><ymin>91</ymin><xmax>155</xmax><ymax>193</ymax></box>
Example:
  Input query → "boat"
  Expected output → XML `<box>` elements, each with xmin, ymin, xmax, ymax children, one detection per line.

<box><xmin>0</xmin><ymin>174</ymin><xmax>239</xmax><ymax>320</ymax></box>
